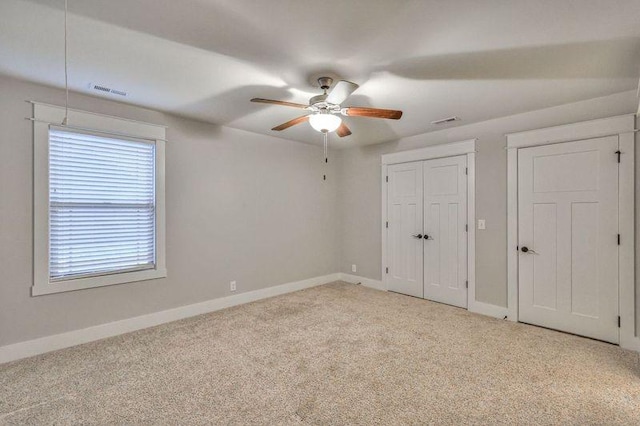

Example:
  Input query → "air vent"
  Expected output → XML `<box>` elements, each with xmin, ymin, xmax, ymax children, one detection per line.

<box><xmin>89</xmin><ymin>83</ymin><xmax>127</xmax><ymax>97</ymax></box>
<box><xmin>431</xmin><ymin>116</ymin><xmax>459</xmax><ymax>125</ymax></box>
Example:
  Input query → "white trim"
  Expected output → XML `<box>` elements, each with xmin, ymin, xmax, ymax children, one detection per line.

<box><xmin>506</xmin><ymin>114</ymin><xmax>636</xmax><ymax>148</ymax></box>
<box><xmin>381</xmin><ymin>163</ymin><xmax>389</xmax><ymax>289</ymax></box>
<box><xmin>618</xmin><ymin>129</ymin><xmax>636</xmax><ymax>350</ymax></box>
<box><xmin>381</xmin><ymin>139</ymin><xmax>476</xmax><ymax>309</ymax></box>
<box><xmin>468</xmin><ymin>300</ymin><xmax>509</xmax><ymax>320</ymax></box>
<box><xmin>466</xmin><ymin>152</ymin><xmax>478</xmax><ymax>313</ymax></box>
<box><xmin>506</xmin><ymin>114</ymin><xmax>638</xmax><ymax>351</ymax></box>
<box><xmin>1</xmin><ymin>273</ymin><xmax>341</xmax><ymax>364</ymax></box>
<box><xmin>31</xmin><ymin>269</ymin><xmax>168</xmax><ymax>296</ymax></box>
<box><xmin>339</xmin><ymin>273</ymin><xmax>385</xmax><ymax>291</ymax></box>
<box><xmin>340</xmin><ymin>271</ymin><xmax>508</xmax><ymax>319</ymax></box>
<box><xmin>381</xmin><ymin>139</ymin><xmax>476</xmax><ymax>165</ymax></box>
<box><xmin>28</xmin><ymin>100</ymin><xmax>168</xmax><ymax>132</ymax></box>
<box><xmin>32</xmin><ymin>103</ymin><xmax>167</xmax><ymax>296</ymax></box>
<box><xmin>339</xmin><ymin>270</ymin><xmax>510</xmax><ymax>320</ymax></box>
<box><xmin>506</xmin><ymin>147</ymin><xmax>519</xmax><ymax>321</ymax></box>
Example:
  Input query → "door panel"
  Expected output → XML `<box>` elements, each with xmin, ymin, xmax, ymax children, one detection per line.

<box><xmin>532</xmin><ymin>203</ymin><xmax>557</xmax><ymax>310</ymax></box>
<box><xmin>387</xmin><ymin>162</ymin><xmax>423</xmax><ymax>298</ymax></box>
<box><xmin>571</xmin><ymin>202</ymin><xmax>600</xmax><ymax>317</ymax></box>
<box><xmin>518</xmin><ymin>136</ymin><xmax>619</xmax><ymax>343</ymax></box>
<box><xmin>423</xmin><ymin>156</ymin><xmax>467</xmax><ymax>308</ymax></box>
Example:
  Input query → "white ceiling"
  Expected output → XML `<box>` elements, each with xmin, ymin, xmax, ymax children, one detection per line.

<box><xmin>1</xmin><ymin>0</ymin><xmax>639</xmax><ymax>147</ymax></box>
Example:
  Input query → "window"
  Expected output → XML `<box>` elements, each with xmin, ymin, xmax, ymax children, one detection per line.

<box><xmin>49</xmin><ymin>129</ymin><xmax>156</xmax><ymax>281</ymax></box>
<box><xmin>33</xmin><ymin>103</ymin><xmax>166</xmax><ymax>295</ymax></box>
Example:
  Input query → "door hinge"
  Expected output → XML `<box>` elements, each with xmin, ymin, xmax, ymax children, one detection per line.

<box><xmin>385</xmin><ymin>267</ymin><xmax>389</xmax><ymax>274</ymax></box>
<box><xmin>617</xmin><ymin>234</ymin><xmax>621</xmax><ymax>245</ymax></box>
<box><xmin>386</xmin><ymin>175</ymin><xmax>389</xmax><ymax>183</ymax></box>
<box><xmin>386</xmin><ymin>221</ymin><xmax>389</xmax><ymax>229</ymax></box>
<box><xmin>465</xmin><ymin>224</ymin><xmax>468</xmax><ymax>232</ymax></box>
<box><xmin>618</xmin><ymin>316</ymin><xmax>621</xmax><ymax>328</ymax></box>
<box><xmin>465</xmin><ymin>167</ymin><xmax>468</xmax><ymax>175</ymax></box>
<box><xmin>465</xmin><ymin>280</ymin><xmax>468</xmax><ymax>289</ymax></box>
<box><xmin>615</xmin><ymin>150</ymin><xmax>621</xmax><ymax>163</ymax></box>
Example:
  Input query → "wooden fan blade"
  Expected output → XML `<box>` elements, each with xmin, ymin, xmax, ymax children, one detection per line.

<box><xmin>326</xmin><ymin>80</ymin><xmax>359</xmax><ymax>105</ymax></box>
<box><xmin>251</xmin><ymin>98</ymin><xmax>308</xmax><ymax>109</ymax></box>
<box><xmin>271</xmin><ymin>115</ymin><xmax>309</xmax><ymax>131</ymax></box>
<box><xmin>336</xmin><ymin>122</ymin><xmax>352</xmax><ymax>138</ymax></box>
<box><xmin>344</xmin><ymin>107</ymin><xmax>403</xmax><ymax>120</ymax></box>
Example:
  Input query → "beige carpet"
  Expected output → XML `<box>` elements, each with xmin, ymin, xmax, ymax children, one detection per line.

<box><xmin>1</xmin><ymin>282</ymin><xmax>639</xmax><ymax>425</ymax></box>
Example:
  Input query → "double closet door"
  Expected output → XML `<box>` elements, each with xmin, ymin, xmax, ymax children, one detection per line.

<box><xmin>386</xmin><ymin>155</ymin><xmax>468</xmax><ymax>308</ymax></box>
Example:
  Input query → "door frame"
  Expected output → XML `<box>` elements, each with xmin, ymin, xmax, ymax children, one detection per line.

<box><xmin>381</xmin><ymin>139</ymin><xmax>476</xmax><ymax>310</ymax></box>
<box><xmin>506</xmin><ymin>114</ymin><xmax>637</xmax><ymax>350</ymax></box>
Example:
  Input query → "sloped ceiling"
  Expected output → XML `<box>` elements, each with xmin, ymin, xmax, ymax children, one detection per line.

<box><xmin>1</xmin><ymin>0</ymin><xmax>639</xmax><ymax>147</ymax></box>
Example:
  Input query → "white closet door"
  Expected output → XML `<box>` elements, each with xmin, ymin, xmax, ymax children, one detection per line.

<box><xmin>423</xmin><ymin>156</ymin><xmax>468</xmax><ymax>308</ymax></box>
<box><xmin>387</xmin><ymin>162</ymin><xmax>424</xmax><ymax>298</ymax></box>
<box><xmin>518</xmin><ymin>136</ymin><xmax>619</xmax><ymax>343</ymax></box>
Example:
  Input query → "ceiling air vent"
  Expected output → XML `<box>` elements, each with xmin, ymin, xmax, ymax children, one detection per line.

<box><xmin>89</xmin><ymin>83</ymin><xmax>127</xmax><ymax>97</ymax></box>
<box><xmin>431</xmin><ymin>116</ymin><xmax>459</xmax><ymax>125</ymax></box>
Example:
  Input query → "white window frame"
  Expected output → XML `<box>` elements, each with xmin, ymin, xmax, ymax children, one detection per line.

<box><xmin>32</xmin><ymin>102</ymin><xmax>167</xmax><ymax>296</ymax></box>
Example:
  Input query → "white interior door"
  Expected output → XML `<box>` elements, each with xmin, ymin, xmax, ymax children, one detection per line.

<box><xmin>518</xmin><ymin>136</ymin><xmax>619</xmax><ymax>343</ymax></box>
<box><xmin>423</xmin><ymin>156</ymin><xmax>468</xmax><ymax>308</ymax></box>
<box><xmin>387</xmin><ymin>162</ymin><xmax>423</xmax><ymax>298</ymax></box>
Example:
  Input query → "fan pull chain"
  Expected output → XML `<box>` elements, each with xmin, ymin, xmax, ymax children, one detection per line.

<box><xmin>323</xmin><ymin>131</ymin><xmax>328</xmax><ymax>162</ymax></box>
<box><xmin>323</xmin><ymin>131</ymin><xmax>328</xmax><ymax>181</ymax></box>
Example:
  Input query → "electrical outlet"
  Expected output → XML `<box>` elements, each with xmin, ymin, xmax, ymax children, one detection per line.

<box><xmin>351</xmin><ymin>264</ymin><xmax>357</xmax><ymax>273</ymax></box>
<box><xmin>230</xmin><ymin>281</ymin><xmax>236</xmax><ymax>292</ymax></box>
<box><xmin>478</xmin><ymin>219</ymin><xmax>486</xmax><ymax>230</ymax></box>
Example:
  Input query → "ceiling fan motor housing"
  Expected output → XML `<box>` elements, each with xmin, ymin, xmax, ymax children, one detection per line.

<box><xmin>309</xmin><ymin>94</ymin><xmax>328</xmax><ymax>106</ymax></box>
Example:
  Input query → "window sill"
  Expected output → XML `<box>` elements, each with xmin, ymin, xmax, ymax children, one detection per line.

<box><xmin>31</xmin><ymin>268</ymin><xmax>167</xmax><ymax>296</ymax></box>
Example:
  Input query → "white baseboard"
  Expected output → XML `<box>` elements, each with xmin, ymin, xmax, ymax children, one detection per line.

<box><xmin>338</xmin><ymin>277</ymin><xmax>640</xmax><ymax>350</ymax></box>
<box><xmin>339</xmin><ymin>273</ymin><xmax>509</xmax><ymax>320</ymax></box>
<box><xmin>339</xmin><ymin>273</ymin><xmax>385</xmax><ymax>291</ymax></box>
<box><xmin>620</xmin><ymin>334</ymin><xmax>640</xmax><ymax>352</ymax></box>
<box><xmin>468</xmin><ymin>300</ymin><xmax>509</xmax><ymax>320</ymax></box>
<box><xmin>0</xmin><ymin>273</ymin><xmax>341</xmax><ymax>365</ymax></box>
<box><xmin>4</xmin><ymin>273</ymin><xmax>635</xmax><ymax>364</ymax></box>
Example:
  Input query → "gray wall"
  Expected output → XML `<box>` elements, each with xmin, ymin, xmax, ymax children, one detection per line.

<box><xmin>1</xmin><ymin>74</ymin><xmax>638</xmax><ymax>347</ymax></box>
<box><xmin>337</xmin><ymin>90</ymin><xmax>637</xmax><ymax>310</ymax></box>
<box><xmin>0</xmin><ymin>75</ymin><xmax>340</xmax><ymax>346</ymax></box>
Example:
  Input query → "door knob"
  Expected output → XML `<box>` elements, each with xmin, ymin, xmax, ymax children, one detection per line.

<box><xmin>424</xmin><ymin>234</ymin><xmax>431</xmax><ymax>240</ymax></box>
<box><xmin>412</xmin><ymin>234</ymin><xmax>423</xmax><ymax>239</ymax></box>
<box><xmin>521</xmin><ymin>246</ymin><xmax>538</xmax><ymax>254</ymax></box>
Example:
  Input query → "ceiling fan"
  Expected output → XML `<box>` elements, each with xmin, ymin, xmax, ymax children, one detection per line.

<box><xmin>250</xmin><ymin>77</ymin><xmax>403</xmax><ymax>137</ymax></box>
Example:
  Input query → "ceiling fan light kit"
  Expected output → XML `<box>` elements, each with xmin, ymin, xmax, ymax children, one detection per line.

<box><xmin>309</xmin><ymin>112</ymin><xmax>342</xmax><ymax>133</ymax></box>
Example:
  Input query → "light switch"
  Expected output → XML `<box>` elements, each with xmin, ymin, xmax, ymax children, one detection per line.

<box><xmin>478</xmin><ymin>219</ymin><xmax>486</xmax><ymax>230</ymax></box>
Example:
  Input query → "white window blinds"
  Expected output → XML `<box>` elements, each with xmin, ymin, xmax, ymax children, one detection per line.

<box><xmin>49</xmin><ymin>128</ymin><xmax>156</xmax><ymax>281</ymax></box>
